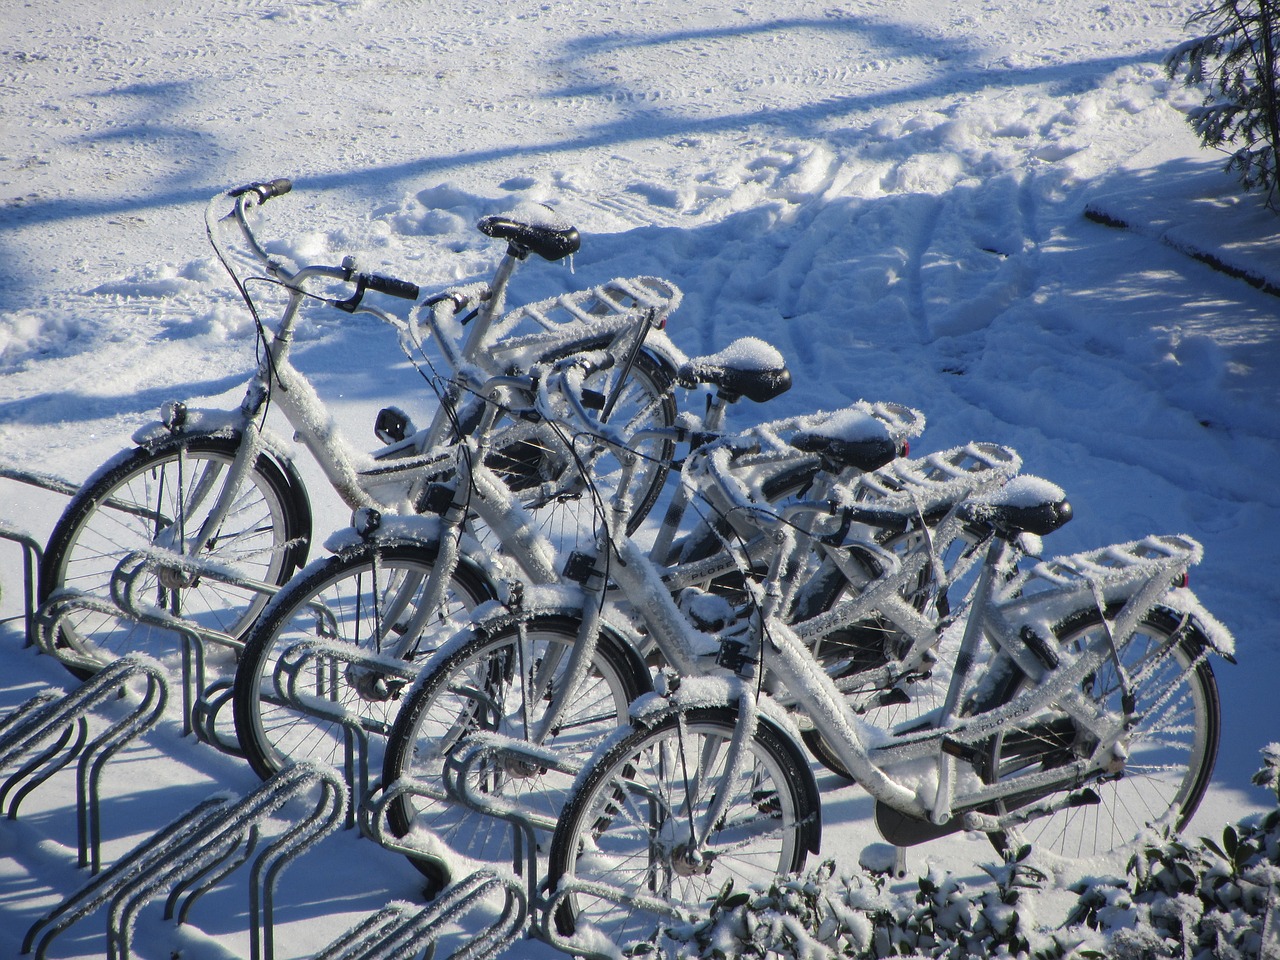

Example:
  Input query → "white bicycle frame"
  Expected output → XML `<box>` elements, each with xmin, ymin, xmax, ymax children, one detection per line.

<box><xmin>143</xmin><ymin>184</ymin><xmax>682</xmax><ymax>585</ymax></box>
<box><xmin>677</xmin><ymin>480</ymin><xmax>1214</xmax><ymax>831</ymax></box>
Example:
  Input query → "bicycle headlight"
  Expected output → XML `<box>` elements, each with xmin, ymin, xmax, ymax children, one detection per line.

<box><xmin>352</xmin><ymin>506</ymin><xmax>382</xmax><ymax>539</ymax></box>
<box><xmin>160</xmin><ymin>400</ymin><xmax>187</xmax><ymax>431</ymax></box>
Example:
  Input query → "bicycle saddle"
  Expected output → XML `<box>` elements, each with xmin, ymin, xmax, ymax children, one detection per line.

<box><xmin>678</xmin><ymin>338</ymin><xmax>793</xmax><ymax>403</ymax></box>
<box><xmin>477</xmin><ymin>215</ymin><xmax>581</xmax><ymax>261</ymax></box>
<box><xmin>790</xmin><ymin>428</ymin><xmax>899</xmax><ymax>473</ymax></box>
<box><xmin>958</xmin><ymin>478</ymin><xmax>1073</xmax><ymax>537</ymax></box>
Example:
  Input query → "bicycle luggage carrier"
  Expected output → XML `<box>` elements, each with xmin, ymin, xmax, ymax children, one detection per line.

<box><xmin>1015</xmin><ymin>533</ymin><xmax>1202</xmax><ymax>592</ymax></box>
<box><xmin>483</xmin><ymin>276</ymin><xmax>682</xmax><ymax>362</ymax></box>
<box><xmin>840</xmin><ymin>441</ymin><xmax>1022</xmax><ymax>515</ymax></box>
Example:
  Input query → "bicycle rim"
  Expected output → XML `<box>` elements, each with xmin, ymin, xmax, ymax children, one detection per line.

<box><xmin>982</xmin><ymin>607</ymin><xmax>1220</xmax><ymax>860</ymax></box>
<box><xmin>548</xmin><ymin>707</ymin><xmax>817</xmax><ymax>954</ymax></box>
<box><xmin>40</xmin><ymin>437</ymin><xmax>303</xmax><ymax>676</ymax></box>
<box><xmin>233</xmin><ymin>544</ymin><xmax>493</xmax><ymax>780</ymax></box>
<box><xmin>383</xmin><ymin>615</ymin><xmax>649</xmax><ymax>877</ymax></box>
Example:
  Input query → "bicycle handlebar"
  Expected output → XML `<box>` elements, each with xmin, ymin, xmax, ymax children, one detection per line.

<box><xmin>229</xmin><ymin>178</ymin><xmax>293</xmax><ymax>203</ymax></box>
<box><xmin>333</xmin><ymin>263</ymin><xmax>421</xmax><ymax>312</ymax></box>
<box><xmin>215</xmin><ymin>179</ymin><xmax>422</xmax><ymax>311</ymax></box>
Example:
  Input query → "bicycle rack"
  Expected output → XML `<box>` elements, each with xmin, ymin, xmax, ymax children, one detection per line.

<box><xmin>0</xmin><ymin>654</ymin><xmax>168</xmax><ymax>873</ymax></box>
<box><xmin>358</xmin><ymin>776</ymin><xmax>455</xmax><ymax>882</ymax></box>
<box><xmin>0</xmin><ymin>462</ymin><xmax>102</xmax><ymax>645</ymax></box>
<box><xmin>29</xmin><ymin>546</ymin><xmax>286</xmax><ymax>751</ymax></box>
<box><xmin>23</xmin><ymin>759</ymin><xmax>347</xmax><ymax>960</ymax></box>
<box><xmin>0</xmin><ymin>518</ymin><xmax>43</xmax><ymax>647</ymax></box>
<box><xmin>33</xmin><ymin>589</ymin><xmax>225</xmax><ymax>745</ymax></box>
<box><xmin>315</xmin><ymin>869</ymin><xmax>526</xmax><ymax>960</ymax></box>
<box><xmin>538</xmin><ymin>878</ymin><xmax>697</xmax><ymax>960</ymax></box>
<box><xmin>364</xmin><ymin>734</ymin><xmax>671</xmax><ymax>960</ymax></box>
<box><xmin>272</xmin><ymin>639</ymin><xmax>418</xmax><ymax>826</ymax></box>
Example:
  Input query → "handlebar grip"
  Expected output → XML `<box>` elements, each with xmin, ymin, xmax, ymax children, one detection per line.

<box><xmin>362</xmin><ymin>272</ymin><xmax>420</xmax><ymax>301</ymax></box>
<box><xmin>229</xmin><ymin>178</ymin><xmax>294</xmax><ymax>202</ymax></box>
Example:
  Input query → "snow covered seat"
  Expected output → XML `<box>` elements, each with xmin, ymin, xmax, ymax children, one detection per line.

<box><xmin>957</xmin><ymin>474</ymin><xmax>1073</xmax><ymax>537</ymax></box>
<box><xmin>678</xmin><ymin>336</ymin><xmax>793</xmax><ymax>404</ymax></box>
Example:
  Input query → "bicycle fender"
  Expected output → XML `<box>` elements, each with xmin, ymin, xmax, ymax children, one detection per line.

<box><xmin>131</xmin><ymin>408</ymin><xmax>299</xmax><ymax>464</ymax></box>
<box><xmin>1154</xmin><ymin>593</ymin><xmax>1237</xmax><ymax>663</ymax></box>
<box><xmin>460</xmin><ymin>597</ymin><xmax>651</xmax><ymax>687</ymax></box>
<box><xmin>128</xmin><ymin>416</ymin><xmax>314</xmax><ymax>570</ymax></box>
<box><xmin>323</xmin><ymin>518</ymin><xmax>505</xmax><ymax>604</ymax></box>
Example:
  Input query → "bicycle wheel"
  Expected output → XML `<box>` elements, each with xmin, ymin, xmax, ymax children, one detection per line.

<box><xmin>486</xmin><ymin>347</ymin><xmax>677</xmax><ymax>545</ymax></box>
<box><xmin>233</xmin><ymin>543</ymin><xmax>495</xmax><ymax>781</ymax></box>
<box><xmin>40</xmin><ymin>435</ymin><xmax>308</xmax><ymax>679</ymax></box>
<box><xmin>547</xmin><ymin>706</ymin><xmax>819</xmax><ymax>953</ymax></box>
<box><xmin>979</xmin><ymin>606</ymin><xmax>1220</xmax><ymax>860</ymax></box>
<box><xmin>382</xmin><ymin>614</ymin><xmax>650</xmax><ymax>888</ymax></box>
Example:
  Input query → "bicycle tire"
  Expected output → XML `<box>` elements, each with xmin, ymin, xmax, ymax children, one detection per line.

<box><xmin>978</xmin><ymin>605</ymin><xmax>1220</xmax><ymax>860</ymax></box>
<box><xmin>546</xmin><ymin>705</ymin><xmax>820</xmax><ymax>952</ymax></box>
<box><xmin>380</xmin><ymin>613</ymin><xmax>651</xmax><ymax>889</ymax></box>
<box><xmin>233</xmin><ymin>543</ymin><xmax>495</xmax><ymax>781</ymax></box>
<box><xmin>39</xmin><ymin>435</ymin><xmax>308</xmax><ymax>680</ymax></box>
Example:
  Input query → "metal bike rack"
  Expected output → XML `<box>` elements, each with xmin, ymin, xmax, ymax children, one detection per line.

<box><xmin>366</xmin><ymin>733</ymin><xmax>673</xmax><ymax>960</ymax></box>
<box><xmin>443</xmin><ymin>738</ymin><xmax>706</xmax><ymax>960</ymax></box>
<box><xmin>23</xmin><ymin>760</ymin><xmax>347</xmax><ymax>960</ymax></box>
<box><xmin>0</xmin><ymin>654</ymin><xmax>168</xmax><ymax>873</ymax></box>
<box><xmin>315</xmin><ymin>869</ymin><xmax>527</xmax><ymax>960</ymax></box>
<box><xmin>0</xmin><ymin>462</ymin><xmax>103</xmax><ymax>645</ymax></box>
<box><xmin>272</xmin><ymin>639</ymin><xmax>418</xmax><ymax>825</ymax></box>
<box><xmin>30</xmin><ymin>545</ymin><xmax>286</xmax><ymax>751</ymax></box>
<box><xmin>0</xmin><ymin>518</ymin><xmax>43</xmax><ymax>647</ymax></box>
<box><xmin>358</xmin><ymin>775</ymin><xmax>455</xmax><ymax>883</ymax></box>
<box><xmin>33</xmin><ymin>588</ymin><xmax>224</xmax><ymax>744</ymax></box>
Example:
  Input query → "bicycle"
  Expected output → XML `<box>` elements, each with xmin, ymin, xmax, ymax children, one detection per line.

<box><xmin>230</xmin><ymin>345</ymin><xmax>802</xmax><ymax>787</ymax></box>
<box><xmin>374</xmin><ymin>372</ymin><xmax>1034</xmax><ymax>890</ymax></box>
<box><xmin>37</xmin><ymin>179</ymin><xmax>684</xmax><ymax>679</ymax></box>
<box><xmin>543</xmin><ymin>456</ymin><xmax>1232</xmax><ymax>955</ymax></box>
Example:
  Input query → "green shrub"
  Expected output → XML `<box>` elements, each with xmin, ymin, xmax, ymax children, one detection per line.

<box><xmin>1166</xmin><ymin>1</ymin><xmax>1280</xmax><ymax>209</ymax></box>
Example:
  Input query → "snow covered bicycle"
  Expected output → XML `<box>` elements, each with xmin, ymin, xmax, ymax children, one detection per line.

<box><xmin>230</xmin><ymin>344</ymin><xmax>800</xmax><ymax>787</ymax></box>
<box><xmin>373</xmin><ymin>374</ymin><xmax>1037</xmax><ymax>890</ymax></box>
<box><xmin>37</xmin><ymin>179</ymin><xmax>682</xmax><ymax>678</ymax></box>
<box><xmin>543</xmin><ymin>460</ymin><xmax>1232</xmax><ymax>955</ymax></box>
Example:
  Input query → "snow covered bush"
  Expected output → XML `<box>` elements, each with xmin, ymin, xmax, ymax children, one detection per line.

<box><xmin>672</xmin><ymin>848</ymin><xmax>1095</xmax><ymax>960</ymax></box>
<box><xmin>1165</xmin><ymin>1</ymin><xmax>1280</xmax><ymax>209</ymax></box>
<box><xmin>662</xmin><ymin>747</ymin><xmax>1280</xmax><ymax>960</ymax></box>
<box><xmin>1072</xmin><ymin>742</ymin><xmax>1280</xmax><ymax>960</ymax></box>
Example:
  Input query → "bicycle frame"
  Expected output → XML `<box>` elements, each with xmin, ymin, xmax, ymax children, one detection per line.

<box><xmin>145</xmin><ymin>183</ymin><xmax>683</xmax><ymax>579</ymax></box>
<box><xmin>710</xmin><ymin>508</ymin><xmax>1211</xmax><ymax>829</ymax></box>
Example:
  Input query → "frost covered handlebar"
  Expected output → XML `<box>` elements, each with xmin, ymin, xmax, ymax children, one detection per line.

<box><xmin>229</xmin><ymin>178</ymin><xmax>293</xmax><ymax>203</ymax></box>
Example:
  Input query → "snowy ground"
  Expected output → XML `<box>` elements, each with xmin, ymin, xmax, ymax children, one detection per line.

<box><xmin>2</xmin><ymin>0</ymin><xmax>1279</xmax><ymax>957</ymax></box>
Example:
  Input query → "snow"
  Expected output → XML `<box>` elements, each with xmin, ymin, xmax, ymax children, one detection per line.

<box><xmin>2</xmin><ymin>0</ymin><xmax>1279</xmax><ymax>957</ymax></box>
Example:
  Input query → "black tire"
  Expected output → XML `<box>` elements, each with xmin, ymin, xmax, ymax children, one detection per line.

<box><xmin>39</xmin><ymin>435</ymin><xmax>308</xmax><ymax>679</ymax></box>
<box><xmin>978</xmin><ymin>606</ymin><xmax>1220</xmax><ymax>860</ymax></box>
<box><xmin>486</xmin><ymin>346</ymin><xmax>677</xmax><ymax>545</ymax></box>
<box><xmin>381</xmin><ymin>614</ymin><xmax>651</xmax><ymax>889</ymax></box>
<box><xmin>547</xmin><ymin>706</ymin><xmax>820</xmax><ymax>950</ymax></box>
<box><xmin>233</xmin><ymin>543</ymin><xmax>495</xmax><ymax>781</ymax></box>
